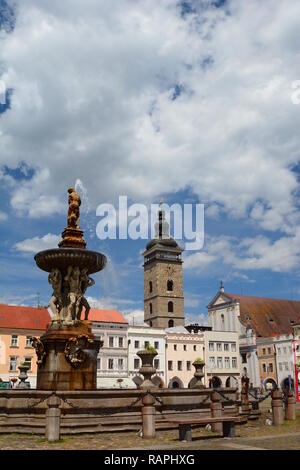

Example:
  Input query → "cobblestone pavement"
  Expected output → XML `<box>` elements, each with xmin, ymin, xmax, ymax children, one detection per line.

<box><xmin>0</xmin><ymin>413</ymin><xmax>299</xmax><ymax>450</ymax></box>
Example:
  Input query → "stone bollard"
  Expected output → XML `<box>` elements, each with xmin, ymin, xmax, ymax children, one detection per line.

<box><xmin>45</xmin><ymin>393</ymin><xmax>61</xmax><ymax>441</ymax></box>
<box><xmin>285</xmin><ymin>389</ymin><xmax>296</xmax><ymax>421</ymax></box>
<box><xmin>142</xmin><ymin>391</ymin><xmax>156</xmax><ymax>438</ymax></box>
<box><xmin>210</xmin><ymin>391</ymin><xmax>222</xmax><ymax>433</ymax></box>
<box><xmin>240</xmin><ymin>377</ymin><xmax>250</xmax><ymax>416</ymax></box>
<box><xmin>271</xmin><ymin>389</ymin><xmax>284</xmax><ymax>426</ymax></box>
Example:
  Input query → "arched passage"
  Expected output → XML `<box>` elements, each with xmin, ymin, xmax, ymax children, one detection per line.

<box><xmin>264</xmin><ymin>378</ymin><xmax>277</xmax><ymax>391</ymax></box>
<box><xmin>225</xmin><ymin>376</ymin><xmax>238</xmax><ymax>388</ymax></box>
<box><xmin>168</xmin><ymin>376</ymin><xmax>184</xmax><ymax>389</ymax></box>
<box><xmin>209</xmin><ymin>376</ymin><xmax>222</xmax><ymax>388</ymax></box>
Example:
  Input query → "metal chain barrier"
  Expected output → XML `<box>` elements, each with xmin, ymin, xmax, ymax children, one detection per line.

<box><xmin>216</xmin><ymin>390</ymin><xmax>235</xmax><ymax>402</ymax></box>
<box><xmin>146</xmin><ymin>390</ymin><xmax>163</xmax><ymax>405</ymax></box>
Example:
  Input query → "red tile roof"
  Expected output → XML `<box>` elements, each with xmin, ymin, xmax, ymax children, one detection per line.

<box><xmin>88</xmin><ymin>309</ymin><xmax>128</xmax><ymax>324</ymax></box>
<box><xmin>225</xmin><ymin>293</ymin><xmax>300</xmax><ymax>337</ymax></box>
<box><xmin>0</xmin><ymin>304</ymin><xmax>127</xmax><ymax>330</ymax></box>
<box><xmin>0</xmin><ymin>304</ymin><xmax>51</xmax><ymax>331</ymax></box>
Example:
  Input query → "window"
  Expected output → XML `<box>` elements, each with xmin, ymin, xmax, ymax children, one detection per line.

<box><xmin>149</xmin><ymin>281</ymin><xmax>153</xmax><ymax>293</ymax></box>
<box><xmin>209</xmin><ymin>357</ymin><xmax>215</xmax><ymax>369</ymax></box>
<box><xmin>217</xmin><ymin>357</ymin><xmax>223</xmax><ymax>369</ymax></box>
<box><xmin>209</xmin><ymin>342</ymin><xmax>214</xmax><ymax>351</ymax></box>
<box><xmin>221</xmin><ymin>314</ymin><xmax>225</xmax><ymax>331</ymax></box>
<box><xmin>154</xmin><ymin>359</ymin><xmax>159</xmax><ymax>369</ymax></box>
<box><xmin>168</xmin><ymin>320</ymin><xmax>174</xmax><ymax>328</ymax></box>
<box><xmin>109</xmin><ymin>337</ymin><xmax>114</xmax><ymax>348</ymax></box>
<box><xmin>224</xmin><ymin>357</ymin><xmax>230</xmax><ymax>369</ymax></box>
<box><xmin>193</xmin><ymin>345</ymin><xmax>197</xmax><ymax>351</ymax></box>
<box><xmin>150</xmin><ymin>303</ymin><xmax>152</xmax><ymax>314</ymax></box>
<box><xmin>174</xmin><ymin>344</ymin><xmax>177</xmax><ymax>351</ymax></box>
<box><xmin>134</xmin><ymin>358</ymin><xmax>140</xmax><ymax>369</ymax></box>
<box><xmin>97</xmin><ymin>357</ymin><xmax>101</xmax><ymax>370</ymax></box>
<box><xmin>178</xmin><ymin>361</ymin><xmax>182</xmax><ymax>371</ymax></box>
<box><xmin>183</xmin><ymin>345</ymin><xmax>187</xmax><ymax>351</ymax></box>
<box><xmin>262</xmin><ymin>348</ymin><xmax>266</xmax><ymax>355</ymax></box>
<box><xmin>9</xmin><ymin>356</ymin><xmax>18</xmax><ymax>371</ymax></box>
<box><xmin>231</xmin><ymin>343</ymin><xmax>236</xmax><ymax>352</ymax></box>
<box><xmin>134</xmin><ymin>341</ymin><xmax>139</xmax><ymax>349</ymax></box>
<box><xmin>154</xmin><ymin>341</ymin><xmax>159</xmax><ymax>350</ymax></box>
<box><xmin>24</xmin><ymin>357</ymin><xmax>32</xmax><ymax>371</ymax></box>
<box><xmin>168</xmin><ymin>361</ymin><xmax>173</xmax><ymax>371</ymax></box>
<box><xmin>267</xmin><ymin>347</ymin><xmax>271</xmax><ymax>354</ymax></box>
<box><xmin>241</xmin><ymin>354</ymin><xmax>247</xmax><ymax>364</ymax></box>
<box><xmin>268</xmin><ymin>363</ymin><xmax>273</xmax><ymax>373</ymax></box>
<box><xmin>262</xmin><ymin>363</ymin><xmax>266</xmax><ymax>373</ymax></box>
<box><xmin>168</xmin><ymin>301</ymin><xmax>173</xmax><ymax>313</ymax></box>
<box><xmin>25</xmin><ymin>336</ymin><xmax>32</xmax><ymax>348</ymax></box>
<box><xmin>232</xmin><ymin>357</ymin><xmax>237</xmax><ymax>368</ymax></box>
<box><xmin>277</xmin><ymin>348</ymin><xmax>281</xmax><ymax>355</ymax></box>
<box><xmin>187</xmin><ymin>361</ymin><xmax>191</xmax><ymax>371</ymax></box>
<box><xmin>149</xmin><ymin>321</ymin><xmax>153</xmax><ymax>327</ymax></box>
<box><xmin>167</xmin><ymin>280</ymin><xmax>173</xmax><ymax>291</ymax></box>
<box><xmin>224</xmin><ymin>343</ymin><xmax>229</xmax><ymax>351</ymax></box>
<box><xmin>217</xmin><ymin>343</ymin><xmax>222</xmax><ymax>351</ymax></box>
<box><xmin>145</xmin><ymin>341</ymin><xmax>150</xmax><ymax>348</ymax></box>
<box><xmin>108</xmin><ymin>358</ymin><xmax>114</xmax><ymax>370</ymax></box>
<box><xmin>11</xmin><ymin>335</ymin><xmax>18</xmax><ymax>347</ymax></box>
<box><xmin>118</xmin><ymin>358</ymin><xmax>124</xmax><ymax>370</ymax></box>
<box><xmin>118</xmin><ymin>337</ymin><xmax>124</xmax><ymax>348</ymax></box>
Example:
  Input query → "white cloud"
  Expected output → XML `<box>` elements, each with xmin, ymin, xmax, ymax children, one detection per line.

<box><xmin>0</xmin><ymin>0</ymin><xmax>299</xmax><ymax>239</ymax></box>
<box><xmin>123</xmin><ymin>309</ymin><xmax>145</xmax><ymax>326</ymax></box>
<box><xmin>184</xmin><ymin>228</ymin><xmax>300</xmax><ymax>274</ymax></box>
<box><xmin>0</xmin><ymin>210</ymin><xmax>8</xmax><ymax>222</ymax></box>
<box><xmin>13</xmin><ymin>233</ymin><xmax>60</xmax><ymax>253</ymax></box>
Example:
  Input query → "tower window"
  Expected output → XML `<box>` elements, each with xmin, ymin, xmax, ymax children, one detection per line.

<box><xmin>149</xmin><ymin>281</ymin><xmax>152</xmax><ymax>293</ymax></box>
<box><xmin>167</xmin><ymin>280</ymin><xmax>173</xmax><ymax>291</ymax></box>
<box><xmin>168</xmin><ymin>301</ymin><xmax>174</xmax><ymax>313</ymax></box>
<box><xmin>168</xmin><ymin>320</ymin><xmax>174</xmax><ymax>328</ymax></box>
<box><xmin>150</xmin><ymin>303</ymin><xmax>153</xmax><ymax>314</ymax></box>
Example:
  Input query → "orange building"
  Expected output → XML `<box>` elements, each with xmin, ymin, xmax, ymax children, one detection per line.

<box><xmin>0</xmin><ymin>304</ymin><xmax>50</xmax><ymax>388</ymax></box>
<box><xmin>256</xmin><ymin>338</ymin><xmax>278</xmax><ymax>389</ymax></box>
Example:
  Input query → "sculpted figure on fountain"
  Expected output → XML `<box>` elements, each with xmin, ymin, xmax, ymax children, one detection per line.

<box><xmin>48</xmin><ymin>268</ymin><xmax>63</xmax><ymax>322</ymax></box>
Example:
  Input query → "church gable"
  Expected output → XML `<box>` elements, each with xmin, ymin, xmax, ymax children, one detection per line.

<box><xmin>207</xmin><ymin>291</ymin><xmax>235</xmax><ymax>309</ymax></box>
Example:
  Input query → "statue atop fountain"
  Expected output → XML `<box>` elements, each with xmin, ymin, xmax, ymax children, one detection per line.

<box><xmin>32</xmin><ymin>187</ymin><xmax>106</xmax><ymax>390</ymax></box>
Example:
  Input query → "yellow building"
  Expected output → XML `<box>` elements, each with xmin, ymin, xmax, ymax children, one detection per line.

<box><xmin>0</xmin><ymin>304</ymin><xmax>50</xmax><ymax>388</ymax></box>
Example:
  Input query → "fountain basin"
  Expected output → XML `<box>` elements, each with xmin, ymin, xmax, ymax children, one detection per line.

<box><xmin>34</xmin><ymin>248</ymin><xmax>107</xmax><ymax>274</ymax></box>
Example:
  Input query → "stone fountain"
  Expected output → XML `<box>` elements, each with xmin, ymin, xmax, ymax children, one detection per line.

<box><xmin>31</xmin><ymin>187</ymin><xmax>106</xmax><ymax>391</ymax></box>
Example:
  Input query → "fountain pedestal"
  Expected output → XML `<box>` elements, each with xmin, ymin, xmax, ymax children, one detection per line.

<box><xmin>33</xmin><ymin>321</ymin><xmax>101</xmax><ymax>391</ymax></box>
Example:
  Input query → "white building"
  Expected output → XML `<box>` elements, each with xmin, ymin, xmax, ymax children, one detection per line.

<box><xmin>273</xmin><ymin>334</ymin><xmax>295</xmax><ymax>389</ymax></box>
<box><xmin>90</xmin><ymin>309</ymin><xmax>133</xmax><ymax>389</ymax></box>
<box><xmin>128</xmin><ymin>325</ymin><xmax>166</xmax><ymax>388</ymax></box>
<box><xmin>207</xmin><ymin>284</ymin><xmax>260</xmax><ymax>389</ymax></box>
<box><xmin>203</xmin><ymin>330</ymin><xmax>241</xmax><ymax>388</ymax></box>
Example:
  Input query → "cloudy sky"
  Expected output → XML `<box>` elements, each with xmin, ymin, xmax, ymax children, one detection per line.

<box><xmin>1</xmin><ymin>0</ymin><xmax>300</xmax><ymax>325</ymax></box>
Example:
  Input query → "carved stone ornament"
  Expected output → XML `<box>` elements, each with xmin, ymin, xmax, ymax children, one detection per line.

<box><xmin>31</xmin><ymin>337</ymin><xmax>46</xmax><ymax>366</ymax></box>
<box><xmin>64</xmin><ymin>335</ymin><xmax>94</xmax><ymax>368</ymax></box>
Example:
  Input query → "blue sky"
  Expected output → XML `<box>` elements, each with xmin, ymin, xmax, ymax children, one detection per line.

<box><xmin>1</xmin><ymin>0</ymin><xmax>300</xmax><ymax>325</ymax></box>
